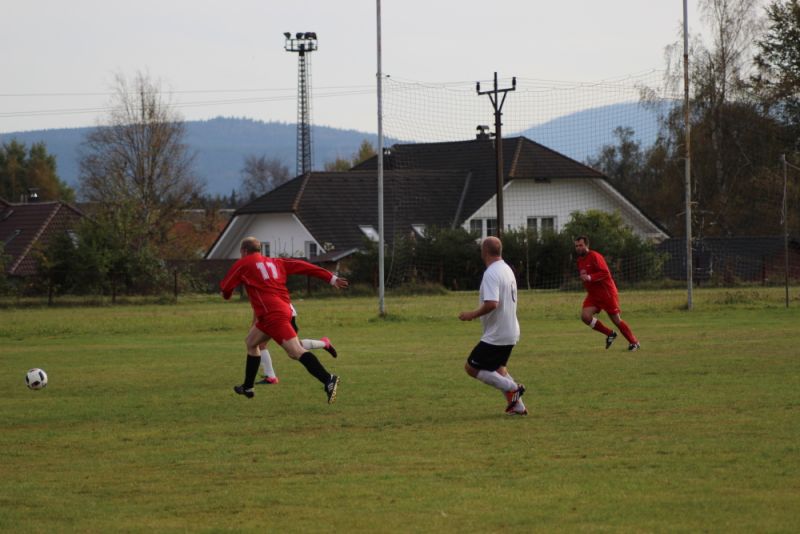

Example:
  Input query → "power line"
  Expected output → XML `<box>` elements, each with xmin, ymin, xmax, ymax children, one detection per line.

<box><xmin>0</xmin><ymin>87</ymin><xmax>376</xmax><ymax>119</ymax></box>
<box><xmin>0</xmin><ymin>84</ymin><xmax>374</xmax><ymax>98</ymax></box>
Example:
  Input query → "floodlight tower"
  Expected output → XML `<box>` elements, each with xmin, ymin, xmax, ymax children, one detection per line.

<box><xmin>284</xmin><ymin>31</ymin><xmax>318</xmax><ymax>176</ymax></box>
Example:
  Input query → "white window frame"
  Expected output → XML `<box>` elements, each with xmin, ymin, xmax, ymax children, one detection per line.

<box><xmin>485</xmin><ymin>218</ymin><xmax>498</xmax><ymax>237</ymax></box>
<box><xmin>359</xmin><ymin>225</ymin><xmax>379</xmax><ymax>242</ymax></box>
<box><xmin>527</xmin><ymin>216</ymin><xmax>557</xmax><ymax>234</ymax></box>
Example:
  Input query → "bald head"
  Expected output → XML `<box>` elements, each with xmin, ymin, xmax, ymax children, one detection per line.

<box><xmin>481</xmin><ymin>236</ymin><xmax>502</xmax><ymax>263</ymax></box>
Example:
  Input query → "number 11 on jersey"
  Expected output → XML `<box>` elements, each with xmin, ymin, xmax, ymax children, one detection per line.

<box><xmin>256</xmin><ymin>261</ymin><xmax>278</xmax><ymax>281</ymax></box>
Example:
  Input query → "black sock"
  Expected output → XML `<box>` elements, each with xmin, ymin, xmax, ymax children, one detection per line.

<box><xmin>244</xmin><ymin>354</ymin><xmax>261</xmax><ymax>388</ymax></box>
<box><xmin>298</xmin><ymin>352</ymin><xmax>332</xmax><ymax>385</ymax></box>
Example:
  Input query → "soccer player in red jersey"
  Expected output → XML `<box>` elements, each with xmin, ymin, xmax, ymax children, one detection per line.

<box><xmin>574</xmin><ymin>235</ymin><xmax>640</xmax><ymax>351</ymax></box>
<box><xmin>220</xmin><ymin>237</ymin><xmax>349</xmax><ymax>401</ymax></box>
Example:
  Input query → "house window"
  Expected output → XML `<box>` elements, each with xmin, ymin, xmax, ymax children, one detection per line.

<box><xmin>306</xmin><ymin>242</ymin><xmax>318</xmax><ymax>258</ymax></box>
<box><xmin>469</xmin><ymin>219</ymin><xmax>482</xmax><ymax>236</ymax></box>
<box><xmin>486</xmin><ymin>218</ymin><xmax>498</xmax><ymax>237</ymax></box>
<box><xmin>411</xmin><ymin>224</ymin><xmax>426</xmax><ymax>238</ymax></box>
<box><xmin>527</xmin><ymin>216</ymin><xmax>557</xmax><ymax>235</ymax></box>
<box><xmin>469</xmin><ymin>218</ymin><xmax>498</xmax><ymax>238</ymax></box>
<box><xmin>261</xmin><ymin>242</ymin><xmax>271</xmax><ymax>256</ymax></box>
<box><xmin>359</xmin><ymin>225</ymin><xmax>379</xmax><ymax>242</ymax></box>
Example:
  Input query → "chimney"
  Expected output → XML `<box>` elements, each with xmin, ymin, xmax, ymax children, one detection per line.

<box><xmin>476</xmin><ymin>125</ymin><xmax>493</xmax><ymax>140</ymax></box>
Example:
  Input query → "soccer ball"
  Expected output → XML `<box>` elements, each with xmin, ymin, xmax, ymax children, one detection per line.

<box><xmin>26</xmin><ymin>368</ymin><xmax>48</xmax><ymax>390</ymax></box>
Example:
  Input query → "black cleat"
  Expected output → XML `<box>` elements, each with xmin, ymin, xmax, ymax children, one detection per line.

<box><xmin>628</xmin><ymin>342</ymin><xmax>641</xmax><ymax>352</ymax></box>
<box><xmin>233</xmin><ymin>384</ymin><xmax>254</xmax><ymax>398</ymax></box>
<box><xmin>605</xmin><ymin>331</ymin><xmax>618</xmax><ymax>349</ymax></box>
<box><xmin>321</xmin><ymin>337</ymin><xmax>337</xmax><ymax>358</ymax></box>
<box><xmin>325</xmin><ymin>375</ymin><xmax>340</xmax><ymax>404</ymax></box>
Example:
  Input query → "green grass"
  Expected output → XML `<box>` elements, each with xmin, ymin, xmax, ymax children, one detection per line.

<box><xmin>1</xmin><ymin>289</ymin><xmax>799</xmax><ymax>532</ymax></box>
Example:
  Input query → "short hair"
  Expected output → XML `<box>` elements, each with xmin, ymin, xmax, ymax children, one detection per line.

<box><xmin>240</xmin><ymin>236</ymin><xmax>261</xmax><ymax>254</ymax></box>
<box><xmin>482</xmin><ymin>236</ymin><xmax>502</xmax><ymax>257</ymax></box>
<box><xmin>574</xmin><ymin>235</ymin><xmax>589</xmax><ymax>246</ymax></box>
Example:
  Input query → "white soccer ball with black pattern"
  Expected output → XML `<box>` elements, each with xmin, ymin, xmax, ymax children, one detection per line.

<box><xmin>26</xmin><ymin>368</ymin><xmax>48</xmax><ymax>390</ymax></box>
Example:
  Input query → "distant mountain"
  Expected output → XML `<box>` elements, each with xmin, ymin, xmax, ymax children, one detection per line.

<box><xmin>1</xmin><ymin>104</ymin><xmax>673</xmax><ymax>196</ymax></box>
<box><xmin>0</xmin><ymin>117</ymin><xmax>384</xmax><ymax>197</ymax></box>
<box><xmin>518</xmin><ymin>101</ymin><xmax>673</xmax><ymax>163</ymax></box>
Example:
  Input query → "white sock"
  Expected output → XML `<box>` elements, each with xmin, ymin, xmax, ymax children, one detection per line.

<box><xmin>302</xmin><ymin>339</ymin><xmax>325</xmax><ymax>350</ymax></box>
<box><xmin>260</xmin><ymin>348</ymin><xmax>276</xmax><ymax>378</ymax></box>
<box><xmin>476</xmin><ymin>370</ymin><xmax>517</xmax><ymax>392</ymax></box>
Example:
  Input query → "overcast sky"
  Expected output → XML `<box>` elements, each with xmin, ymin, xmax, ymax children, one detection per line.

<box><xmin>1</xmin><ymin>1</ymin><xmax>726</xmax><ymax>135</ymax></box>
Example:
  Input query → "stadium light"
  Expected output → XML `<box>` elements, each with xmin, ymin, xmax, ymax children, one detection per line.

<box><xmin>284</xmin><ymin>31</ymin><xmax>319</xmax><ymax>176</ymax></box>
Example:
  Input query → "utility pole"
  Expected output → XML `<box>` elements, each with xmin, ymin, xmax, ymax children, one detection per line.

<box><xmin>683</xmin><ymin>0</ymin><xmax>693</xmax><ymax>310</ymax></box>
<box><xmin>477</xmin><ymin>72</ymin><xmax>516</xmax><ymax>237</ymax></box>
<box><xmin>376</xmin><ymin>0</ymin><xmax>386</xmax><ymax>316</ymax></box>
<box><xmin>284</xmin><ymin>31</ymin><xmax>318</xmax><ymax>176</ymax></box>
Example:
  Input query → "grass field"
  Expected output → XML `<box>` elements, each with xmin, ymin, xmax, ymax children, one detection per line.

<box><xmin>1</xmin><ymin>288</ymin><xmax>799</xmax><ymax>532</ymax></box>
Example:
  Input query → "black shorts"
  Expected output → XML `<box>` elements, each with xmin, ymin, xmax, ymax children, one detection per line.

<box><xmin>467</xmin><ymin>341</ymin><xmax>514</xmax><ymax>372</ymax></box>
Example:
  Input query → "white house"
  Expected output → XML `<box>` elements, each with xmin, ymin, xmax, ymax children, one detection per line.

<box><xmin>205</xmin><ymin>136</ymin><xmax>668</xmax><ymax>261</ymax></box>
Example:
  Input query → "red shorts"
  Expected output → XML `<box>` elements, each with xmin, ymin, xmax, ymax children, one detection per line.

<box><xmin>583</xmin><ymin>294</ymin><xmax>621</xmax><ymax>315</ymax></box>
<box><xmin>254</xmin><ymin>310</ymin><xmax>298</xmax><ymax>345</ymax></box>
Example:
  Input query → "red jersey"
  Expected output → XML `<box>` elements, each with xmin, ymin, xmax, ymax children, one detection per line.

<box><xmin>577</xmin><ymin>250</ymin><xmax>619</xmax><ymax>308</ymax></box>
<box><xmin>220</xmin><ymin>254</ymin><xmax>334</xmax><ymax>318</ymax></box>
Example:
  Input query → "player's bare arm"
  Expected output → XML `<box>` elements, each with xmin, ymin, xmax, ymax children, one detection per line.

<box><xmin>459</xmin><ymin>300</ymin><xmax>498</xmax><ymax>321</ymax></box>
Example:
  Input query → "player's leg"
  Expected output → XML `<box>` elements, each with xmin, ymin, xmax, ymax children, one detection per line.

<box><xmin>608</xmin><ymin>312</ymin><xmax>639</xmax><ymax>350</ymax></box>
<box><xmin>499</xmin><ymin>367</ymin><xmax>528</xmax><ymax>415</ymax></box>
<box><xmin>300</xmin><ymin>337</ymin><xmax>338</xmax><ymax>358</ymax></box>
<box><xmin>234</xmin><ymin>324</ymin><xmax>271</xmax><ymax>398</ymax></box>
<box><xmin>290</xmin><ymin>316</ymin><xmax>338</xmax><ymax>358</ymax></box>
<box><xmin>582</xmin><ymin>302</ymin><xmax>616</xmax><ymax>348</ymax></box>
<box><xmin>256</xmin><ymin>342</ymin><xmax>279</xmax><ymax>385</ymax></box>
<box><xmin>280</xmin><ymin>335</ymin><xmax>339</xmax><ymax>404</ymax></box>
<box><xmin>465</xmin><ymin>343</ymin><xmax>523</xmax><ymax>411</ymax></box>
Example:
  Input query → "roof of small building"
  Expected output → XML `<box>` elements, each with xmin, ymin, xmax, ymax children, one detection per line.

<box><xmin>0</xmin><ymin>199</ymin><xmax>85</xmax><ymax>276</ymax></box>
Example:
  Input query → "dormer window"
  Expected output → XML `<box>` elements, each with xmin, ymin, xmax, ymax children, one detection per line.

<box><xmin>359</xmin><ymin>225</ymin><xmax>379</xmax><ymax>242</ymax></box>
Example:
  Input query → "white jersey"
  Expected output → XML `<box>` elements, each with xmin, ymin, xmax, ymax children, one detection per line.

<box><xmin>479</xmin><ymin>259</ymin><xmax>520</xmax><ymax>346</ymax></box>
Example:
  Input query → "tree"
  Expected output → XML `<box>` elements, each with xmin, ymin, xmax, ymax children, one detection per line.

<box><xmin>0</xmin><ymin>139</ymin><xmax>75</xmax><ymax>202</ymax></box>
<box><xmin>562</xmin><ymin>210</ymin><xmax>665</xmax><ymax>284</ymax></box>
<box><xmin>323</xmin><ymin>139</ymin><xmax>377</xmax><ymax>171</ymax></box>
<box><xmin>636</xmin><ymin>0</ymin><xmax>793</xmax><ymax>237</ymax></box>
<box><xmin>586</xmin><ymin>127</ymin><xmax>645</xmax><ymax>198</ymax></box>
<box><xmin>240</xmin><ymin>155</ymin><xmax>290</xmax><ymax>198</ymax></box>
<box><xmin>79</xmin><ymin>72</ymin><xmax>203</xmax><ymax>252</ymax></box>
<box><xmin>323</xmin><ymin>156</ymin><xmax>352</xmax><ymax>172</ymax></box>
<box><xmin>353</xmin><ymin>139</ymin><xmax>377</xmax><ymax>165</ymax></box>
<box><xmin>753</xmin><ymin>0</ymin><xmax>800</xmax><ymax>136</ymax></box>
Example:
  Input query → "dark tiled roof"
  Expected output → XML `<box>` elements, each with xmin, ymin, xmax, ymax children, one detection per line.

<box><xmin>236</xmin><ymin>176</ymin><xmax>307</xmax><ymax>215</ymax></box>
<box><xmin>354</xmin><ymin>136</ymin><xmax>605</xmax><ymax>223</ymax></box>
<box><xmin>236</xmin><ymin>170</ymin><xmax>470</xmax><ymax>251</ymax></box>
<box><xmin>224</xmin><ymin>135</ymin><xmax>665</xmax><ymax>254</ymax></box>
<box><xmin>0</xmin><ymin>201</ymin><xmax>84</xmax><ymax>276</ymax></box>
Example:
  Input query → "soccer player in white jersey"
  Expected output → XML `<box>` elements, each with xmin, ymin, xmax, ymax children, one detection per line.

<box><xmin>458</xmin><ymin>236</ymin><xmax>527</xmax><ymax>415</ymax></box>
<box><xmin>256</xmin><ymin>303</ymin><xmax>338</xmax><ymax>385</ymax></box>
